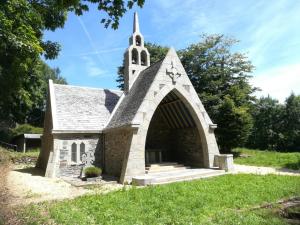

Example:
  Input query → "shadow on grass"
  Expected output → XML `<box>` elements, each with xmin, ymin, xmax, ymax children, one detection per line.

<box><xmin>282</xmin><ymin>159</ymin><xmax>300</xmax><ymax>171</ymax></box>
<box><xmin>276</xmin><ymin>161</ymin><xmax>300</xmax><ymax>175</ymax></box>
<box><xmin>232</xmin><ymin>151</ymin><xmax>241</xmax><ymax>158</ymax></box>
<box><xmin>14</xmin><ymin>166</ymin><xmax>45</xmax><ymax>176</ymax></box>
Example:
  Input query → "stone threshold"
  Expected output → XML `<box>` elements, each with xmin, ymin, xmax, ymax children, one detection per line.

<box><xmin>132</xmin><ymin>168</ymin><xmax>226</xmax><ymax>186</ymax></box>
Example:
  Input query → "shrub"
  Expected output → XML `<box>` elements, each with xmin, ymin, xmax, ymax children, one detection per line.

<box><xmin>10</xmin><ymin>124</ymin><xmax>43</xmax><ymax>138</ymax></box>
<box><xmin>84</xmin><ymin>166</ymin><xmax>102</xmax><ymax>178</ymax></box>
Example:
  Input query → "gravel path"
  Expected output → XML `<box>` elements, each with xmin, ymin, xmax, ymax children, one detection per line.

<box><xmin>233</xmin><ymin>164</ymin><xmax>300</xmax><ymax>176</ymax></box>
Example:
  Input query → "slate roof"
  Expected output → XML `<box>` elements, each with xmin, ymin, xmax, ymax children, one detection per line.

<box><xmin>53</xmin><ymin>84</ymin><xmax>122</xmax><ymax>131</ymax></box>
<box><xmin>107</xmin><ymin>60</ymin><xmax>163</xmax><ymax>129</ymax></box>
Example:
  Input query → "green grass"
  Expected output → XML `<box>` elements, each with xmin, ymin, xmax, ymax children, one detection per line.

<box><xmin>20</xmin><ymin>174</ymin><xmax>300</xmax><ymax>225</ymax></box>
<box><xmin>234</xmin><ymin>148</ymin><xmax>300</xmax><ymax>170</ymax></box>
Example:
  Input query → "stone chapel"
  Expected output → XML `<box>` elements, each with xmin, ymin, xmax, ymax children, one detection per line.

<box><xmin>37</xmin><ymin>13</ymin><xmax>233</xmax><ymax>185</ymax></box>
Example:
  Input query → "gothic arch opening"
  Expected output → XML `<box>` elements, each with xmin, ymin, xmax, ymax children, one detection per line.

<box><xmin>141</xmin><ymin>50</ymin><xmax>148</xmax><ymax>66</ymax></box>
<box><xmin>145</xmin><ymin>91</ymin><xmax>204</xmax><ymax>167</ymax></box>
<box><xmin>135</xmin><ymin>35</ymin><xmax>141</xmax><ymax>46</ymax></box>
<box><xmin>131</xmin><ymin>48</ymin><xmax>139</xmax><ymax>64</ymax></box>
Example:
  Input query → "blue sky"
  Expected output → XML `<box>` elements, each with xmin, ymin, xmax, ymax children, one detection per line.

<box><xmin>44</xmin><ymin>0</ymin><xmax>300</xmax><ymax>102</ymax></box>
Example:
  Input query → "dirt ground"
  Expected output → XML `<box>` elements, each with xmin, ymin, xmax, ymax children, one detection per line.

<box><xmin>4</xmin><ymin>165</ymin><xmax>124</xmax><ymax>206</ymax></box>
<box><xmin>6</xmin><ymin>166</ymin><xmax>90</xmax><ymax>205</ymax></box>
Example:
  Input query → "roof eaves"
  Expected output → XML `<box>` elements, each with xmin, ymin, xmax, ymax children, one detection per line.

<box><xmin>103</xmin><ymin>123</ymin><xmax>140</xmax><ymax>133</ymax></box>
<box><xmin>52</xmin><ymin>129</ymin><xmax>103</xmax><ymax>134</ymax></box>
<box><xmin>49</xmin><ymin>79</ymin><xmax>58</xmax><ymax>130</ymax></box>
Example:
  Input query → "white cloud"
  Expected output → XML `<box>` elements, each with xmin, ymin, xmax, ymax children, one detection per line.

<box><xmin>243</xmin><ymin>1</ymin><xmax>300</xmax><ymax>68</ymax></box>
<box><xmin>81</xmin><ymin>56</ymin><xmax>108</xmax><ymax>77</ymax></box>
<box><xmin>77</xmin><ymin>17</ymin><xmax>105</xmax><ymax>66</ymax></box>
<box><xmin>251</xmin><ymin>64</ymin><xmax>300</xmax><ymax>103</ymax></box>
<box><xmin>66</xmin><ymin>47</ymin><xmax>125</xmax><ymax>57</ymax></box>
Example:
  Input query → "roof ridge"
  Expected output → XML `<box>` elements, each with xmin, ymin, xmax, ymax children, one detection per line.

<box><xmin>106</xmin><ymin>58</ymin><xmax>164</xmax><ymax>129</ymax></box>
<box><xmin>53</xmin><ymin>83</ymin><xmax>123</xmax><ymax>93</ymax></box>
<box><xmin>142</xmin><ymin>58</ymin><xmax>164</xmax><ymax>72</ymax></box>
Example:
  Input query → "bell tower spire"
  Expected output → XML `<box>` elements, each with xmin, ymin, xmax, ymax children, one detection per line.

<box><xmin>124</xmin><ymin>12</ymin><xmax>150</xmax><ymax>93</ymax></box>
<box><xmin>133</xmin><ymin>12</ymin><xmax>140</xmax><ymax>33</ymax></box>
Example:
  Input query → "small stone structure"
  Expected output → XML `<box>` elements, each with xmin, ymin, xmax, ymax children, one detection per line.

<box><xmin>37</xmin><ymin>12</ymin><xmax>233</xmax><ymax>183</ymax></box>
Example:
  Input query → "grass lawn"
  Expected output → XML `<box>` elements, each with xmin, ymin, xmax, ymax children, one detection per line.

<box><xmin>234</xmin><ymin>148</ymin><xmax>300</xmax><ymax>170</ymax></box>
<box><xmin>20</xmin><ymin>174</ymin><xmax>300</xmax><ymax>225</ymax></box>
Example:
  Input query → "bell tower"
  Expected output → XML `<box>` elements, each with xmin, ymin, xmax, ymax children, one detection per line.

<box><xmin>124</xmin><ymin>12</ymin><xmax>150</xmax><ymax>93</ymax></box>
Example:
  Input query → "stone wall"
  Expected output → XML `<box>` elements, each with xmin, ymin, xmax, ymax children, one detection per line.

<box><xmin>172</xmin><ymin>128</ymin><xmax>204</xmax><ymax>167</ymax></box>
<box><xmin>36</xmin><ymin>99</ymin><xmax>53</xmax><ymax>170</ymax></box>
<box><xmin>59</xmin><ymin>164</ymin><xmax>83</xmax><ymax>178</ymax></box>
<box><xmin>104</xmin><ymin>129</ymin><xmax>133</xmax><ymax>177</ymax></box>
<box><xmin>53</xmin><ymin>134</ymin><xmax>102</xmax><ymax>178</ymax></box>
<box><xmin>146</xmin><ymin>109</ymin><xmax>171</xmax><ymax>154</ymax></box>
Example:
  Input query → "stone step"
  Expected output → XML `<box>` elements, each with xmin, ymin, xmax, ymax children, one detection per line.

<box><xmin>146</xmin><ymin>166</ymin><xmax>191</xmax><ymax>174</ymax></box>
<box><xmin>146</xmin><ymin>162</ymin><xmax>182</xmax><ymax>167</ymax></box>
<box><xmin>132</xmin><ymin>169</ymin><xmax>226</xmax><ymax>186</ymax></box>
<box><xmin>146</xmin><ymin>162</ymin><xmax>187</xmax><ymax>173</ymax></box>
<box><xmin>152</xmin><ymin>170</ymin><xmax>225</xmax><ymax>185</ymax></box>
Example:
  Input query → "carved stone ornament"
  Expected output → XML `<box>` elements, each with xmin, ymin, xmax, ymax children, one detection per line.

<box><xmin>81</xmin><ymin>150</ymin><xmax>95</xmax><ymax>167</ymax></box>
<box><xmin>166</xmin><ymin>61</ymin><xmax>181</xmax><ymax>84</ymax></box>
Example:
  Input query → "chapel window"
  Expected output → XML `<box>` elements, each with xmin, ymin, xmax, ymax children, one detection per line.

<box><xmin>80</xmin><ymin>142</ymin><xmax>85</xmax><ymax>161</ymax></box>
<box><xmin>71</xmin><ymin>143</ymin><xmax>77</xmax><ymax>162</ymax></box>
<box><xmin>132</xmin><ymin>48</ymin><xmax>139</xmax><ymax>64</ymax></box>
<box><xmin>141</xmin><ymin>50</ymin><xmax>148</xmax><ymax>66</ymax></box>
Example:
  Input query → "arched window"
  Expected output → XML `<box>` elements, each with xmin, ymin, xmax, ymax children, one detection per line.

<box><xmin>80</xmin><ymin>143</ymin><xmax>85</xmax><ymax>161</ymax></box>
<box><xmin>132</xmin><ymin>48</ymin><xmax>139</xmax><ymax>64</ymax></box>
<box><xmin>141</xmin><ymin>50</ymin><xmax>148</xmax><ymax>66</ymax></box>
<box><xmin>71</xmin><ymin>143</ymin><xmax>77</xmax><ymax>162</ymax></box>
<box><xmin>135</xmin><ymin>35</ymin><xmax>141</xmax><ymax>46</ymax></box>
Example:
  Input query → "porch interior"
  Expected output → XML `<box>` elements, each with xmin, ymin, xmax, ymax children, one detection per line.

<box><xmin>145</xmin><ymin>91</ymin><xmax>204</xmax><ymax>172</ymax></box>
<box><xmin>133</xmin><ymin>91</ymin><xmax>226</xmax><ymax>186</ymax></box>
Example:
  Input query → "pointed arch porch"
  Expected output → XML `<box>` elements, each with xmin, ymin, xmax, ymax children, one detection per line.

<box><xmin>120</xmin><ymin>84</ymin><xmax>219</xmax><ymax>183</ymax></box>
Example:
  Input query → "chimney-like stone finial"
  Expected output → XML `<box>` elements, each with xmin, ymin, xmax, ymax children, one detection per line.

<box><xmin>133</xmin><ymin>12</ymin><xmax>140</xmax><ymax>33</ymax></box>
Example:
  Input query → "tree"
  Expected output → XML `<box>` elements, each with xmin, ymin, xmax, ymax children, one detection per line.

<box><xmin>247</xmin><ymin>96</ymin><xmax>285</xmax><ymax>150</ymax></box>
<box><xmin>216</xmin><ymin>96</ymin><xmax>253</xmax><ymax>152</ymax></box>
<box><xmin>26</xmin><ymin>60</ymin><xmax>67</xmax><ymax>127</ymax></box>
<box><xmin>282</xmin><ymin>93</ymin><xmax>300</xmax><ymax>151</ymax></box>
<box><xmin>116</xmin><ymin>42</ymin><xmax>168</xmax><ymax>89</ymax></box>
<box><xmin>247</xmin><ymin>93</ymin><xmax>300</xmax><ymax>152</ymax></box>
<box><xmin>2</xmin><ymin>59</ymin><xmax>66</xmax><ymax>126</ymax></box>
<box><xmin>0</xmin><ymin>0</ymin><xmax>144</xmax><ymax>123</ymax></box>
<box><xmin>180</xmin><ymin>34</ymin><xmax>255</xmax><ymax>152</ymax></box>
